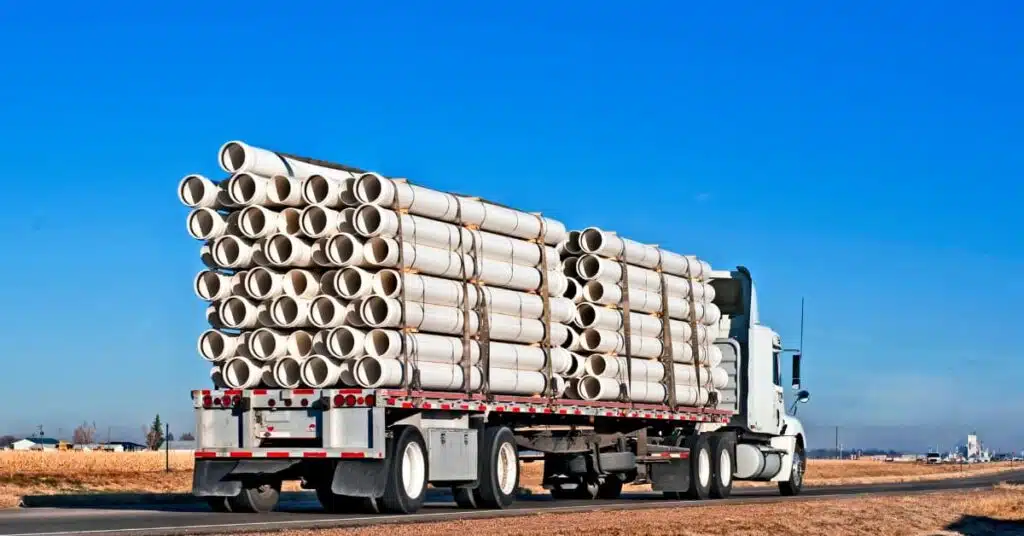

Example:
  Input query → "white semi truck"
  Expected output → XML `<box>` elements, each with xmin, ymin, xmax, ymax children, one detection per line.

<box><xmin>192</xmin><ymin>266</ymin><xmax>810</xmax><ymax>514</ymax></box>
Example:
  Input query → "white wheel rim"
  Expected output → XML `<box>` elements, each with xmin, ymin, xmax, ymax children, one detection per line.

<box><xmin>497</xmin><ymin>442</ymin><xmax>518</xmax><ymax>496</ymax></box>
<box><xmin>719</xmin><ymin>449</ymin><xmax>732</xmax><ymax>487</ymax></box>
<box><xmin>698</xmin><ymin>448</ymin><xmax>711</xmax><ymax>487</ymax></box>
<box><xmin>401</xmin><ymin>441</ymin><xmax>425</xmax><ymax>499</ymax></box>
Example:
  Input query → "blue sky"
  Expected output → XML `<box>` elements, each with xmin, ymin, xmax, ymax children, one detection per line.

<box><xmin>0</xmin><ymin>1</ymin><xmax>1020</xmax><ymax>451</ymax></box>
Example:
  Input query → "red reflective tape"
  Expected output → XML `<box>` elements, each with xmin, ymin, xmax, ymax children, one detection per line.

<box><xmin>512</xmin><ymin>407</ymin><xmax>521</xmax><ymax>413</ymax></box>
<box><xmin>339</xmin><ymin>452</ymin><xmax>366</xmax><ymax>459</ymax></box>
<box><xmin>558</xmin><ymin>409</ymin><xmax>567</xmax><ymax>414</ymax></box>
<box><xmin>224</xmin><ymin>390</ymin><xmax>242</xmax><ymax>396</ymax></box>
<box><xmin>543</xmin><ymin>408</ymin><xmax>552</xmax><ymax>414</ymax></box>
<box><xmin>605</xmin><ymin>411</ymin><xmax>615</xmax><ymax>417</ymax></box>
<box><xmin>401</xmin><ymin>402</ymin><xmax>413</xmax><ymax>409</ymax></box>
<box><xmin>229</xmin><ymin>451</ymin><xmax>252</xmax><ymax>458</ymax></box>
<box><xmin>440</xmin><ymin>404</ymin><xmax>451</xmax><ymax>410</ymax></box>
<box><xmin>528</xmin><ymin>407</ymin><xmax>536</xmax><ymax>413</ymax></box>
<box><xmin>303</xmin><ymin>451</ymin><xmax>328</xmax><ymax>458</ymax></box>
<box><xmin>199</xmin><ymin>390</ymin><xmax>211</xmax><ymax>396</ymax></box>
<box><xmin>645</xmin><ymin>413</ymin><xmax>652</xmax><ymax>418</ymax></box>
<box><xmin>194</xmin><ymin>451</ymin><xmax>216</xmax><ymax>458</ymax></box>
<box><xmin>496</xmin><ymin>406</ymin><xmax>506</xmax><ymax>412</ymax></box>
<box><xmin>266</xmin><ymin>452</ymin><xmax>290</xmax><ymax>458</ymax></box>
<box><xmin>294</xmin><ymin>389</ymin><xmax>315</xmax><ymax>395</ymax></box>
<box><xmin>253</xmin><ymin>389</ymin><xmax>268</xmax><ymax>395</ymax></box>
<box><xmin>336</xmin><ymin>389</ymin><xmax>363</xmax><ymax>394</ymax></box>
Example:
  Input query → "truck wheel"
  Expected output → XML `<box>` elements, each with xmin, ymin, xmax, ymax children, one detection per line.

<box><xmin>205</xmin><ymin>497</ymin><xmax>232</xmax><ymax>512</ymax></box>
<box><xmin>227</xmin><ymin>481</ymin><xmax>281</xmax><ymax>513</ymax></box>
<box><xmin>381</xmin><ymin>426</ymin><xmax>428</xmax><ymax>514</ymax></box>
<box><xmin>778</xmin><ymin>444</ymin><xmax>805</xmax><ymax>496</ymax></box>
<box><xmin>708</xmin><ymin>434</ymin><xmax>735</xmax><ymax>499</ymax></box>
<box><xmin>597</xmin><ymin>476</ymin><xmax>623</xmax><ymax>499</ymax></box>
<box><xmin>683</xmin><ymin>434</ymin><xmax>712</xmax><ymax>500</ymax></box>
<box><xmin>476</xmin><ymin>427</ymin><xmax>519</xmax><ymax>509</ymax></box>
<box><xmin>316</xmin><ymin>487</ymin><xmax>381</xmax><ymax>514</ymax></box>
<box><xmin>453</xmin><ymin>486</ymin><xmax>482</xmax><ymax>508</ymax></box>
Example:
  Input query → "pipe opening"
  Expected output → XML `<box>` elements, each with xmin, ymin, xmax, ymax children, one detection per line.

<box><xmin>356</xmin><ymin>205</ymin><xmax>384</xmax><ymax>236</ymax></box>
<box><xmin>356</xmin><ymin>357</ymin><xmax>383</xmax><ymax>386</ymax></box>
<box><xmin>303</xmin><ymin>175</ymin><xmax>332</xmax><ymax>205</ymax></box>
<box><xmin>576</xmin><ymin>303</ymin><xmax>597</xmax><ymax>328</ymax></box>
<box><xmin>356</xmin><ymin>174</ymin><xmax>386</xmax><ymax>204</ymax></box>
<box><xmin>376</xmin><ymin>270</ymin><xmax>401</xmax><ymax>298</ymax></box>
<box><xmin>290</xmin><ymin>331</ymin><xmax>314</xmax><ymax>357</ymax></box>
<box><xmin>221</xmin><ymin>298</ymin><xmax>251</xmax><ymax>327</ymax></box>
<box><xmin>239</xmin><ymin>207</ymin><xmax>268</xmax><ymax>237</ymax></box>
<box><xmin>274</xmin><ymin>358</ymin><xmax>302</xmax><ymax>387</ymax></box>
<box><xmin>580</xmin><ymin>229</ymin><xmax>604</xmax><ymax>253</ymax></box>
<box><xmin>328</xmin><ymin>235</ymin><xmax>359</xmax><ymax>265</ymax></box>
<box><xmin>340</xmin><ymin>268</ymin><xmax>366</xmax><ymax>297</ymax></box>
<box><xmin>246</xmin><ymin>268</ymin><xmax>275</xmax><ymax>299</ymax></box>
<box><xmin>179</xmin><ymin>175</ymin><xmax>211</xmax><ymax>207</ymax></box>
<box><xmin>328</xmin><ymin>327</ymin><xmax>358</xmax><ymax>357</ymax></box>
<box><xmin>305</xmin><ymin>356</ymin><xmax>331</xmax><ymax>385</ymax></box>
<box><xmin>194</xmin><ymin>272</ymin><xmax>224</xmax><ymax>301</ymax></box>
<box><xmin>272</xmin><ymin>297</ymin><xmax>301</xmax><ymax>323</ymax></box>
<box><xmin>339</xmin><ymin>177</ymin><xmax>358</xmax><ymax>205</ymax></box>
<box><xmin>577</xmin><ymin>256</ymin><xmax>602</xmax><ymax>280</ymax></box>
<box><xmin>220</xmin><ymin>142</ymin><xmax>248</xmax><ymax>172</ymax></box>
<box><xmin>367</xmin><ymin>330</ymin><xmax>396</xmax><ymax>358</ymax></box>
<box><xmin>562</xmin><ymin>257</ymin><xmax>579</xmax><ymax>278</ymax></box>
<box><xmin>270</xmin><ymin>176</ymin><xmax>295</xmax><ymax>203</ymax></box>
<box><xmin>267</xmin><ymin>235</ymin><xmax>295</xmax><ymax>264</ymax></box>
<box><xmin>578</xmin><ymin>376</ymin><xmax>602</xmax><ymax>400</ymax></box>
<box><xmin>188</xmin><ymin>209</ymin><xmax>221</xmax><ymax>239</ymax></box>
<box><xmin>279</xmin><ymin>208</ymin><xmax>301</xmax><ymax>235</ymax></box>
<box><xmin>589</xmin><ymin>356</ymin><xmax>609</xmax><ymax>376</ymax></box>
<box><xmin>229</xmin><ymin>173</ymin><xmax>259</xmax><ymax>205</ymax></box>
<box><xmin>563</xmin><ymin>278</ymin><xmax>581</xmax><ymax>300</ymax></box>
<box><xmin>213</xmin><ymin>236</ymin><xmax>243</xmax><ymax>266</ymax></box>
<box><xmin>310</xmin><ymin>297</ymin><xmax>340</xmax><ymax>325</ymax></box>
<box><xmin>361</xmin><ymin>297</ymin><xmax>390</xmax><ymax>326</ymax></box>
<box><xmin>199</xmin><ymin>331</ymin><xmax>228</xmax><ymax>360</ymax></box>
<box><xmin>287</xmin><ymin>270</ymin><xmax>315</xmax><ymax>295</ymax></box>
<box><xmin>301</xmin><ymin>206</ymin><xmax>330</xmax><ymax>235</ymax></box>
<box><xmin>583</xmin><ymin>281</ymin><xmax>606</xmax><ymax>302</ymax></box>
<box><xmin>225</xmin><ymin>359</ymin><xmax>255</xmax><ymax>387</ymax></box>
<box><xmin>365</xmin><ymin>237</ymin><xmax>392</xmax><ymax>265</ymax></box>
<box><xmin>582</xmin><ymin>330</ymin><xmax>603</xmax><ymax>352</ymax></box>
<box><xmin>250</xmin><ymin>329</ymin><xmax>280</xmax><ymax>359</ymax></box>
<box><xmin>564</xmin><ymin>230</ymin><xmax>582</xmax><ymax>254</ymax></box>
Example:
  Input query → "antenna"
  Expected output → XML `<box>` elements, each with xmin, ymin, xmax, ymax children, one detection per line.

<box><xmin>799</xmin><ymin>297</ymin><xmax>805</xmax><ymax>352</ymax></box>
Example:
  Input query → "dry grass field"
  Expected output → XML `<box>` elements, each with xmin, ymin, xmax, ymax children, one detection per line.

<box><xmin>0</xmin><ymin>451</ymin><xmax>1020</xmax><ymax>510</ymax></box>
<box><xmin>242</xmin><ymin>484</ymin><xmax>1024</xmax><ymax>536</ymax></box>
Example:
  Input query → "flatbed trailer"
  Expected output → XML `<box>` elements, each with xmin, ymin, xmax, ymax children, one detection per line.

<box><xmin>192</xmin><ymin>268</ymin><xmax>810</xmax><ymax>515</ymax></box>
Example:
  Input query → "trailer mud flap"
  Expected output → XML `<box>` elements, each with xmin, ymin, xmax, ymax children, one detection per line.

<box><xmin>331</xmin><ymin>459</ymin><xmax>387</xmax><ymax>498</ymax></box>
<box><xmin>192</xmin><ymin>460</ymin><xmax>242</xmax><ymax>497</ymax></box>
<box><xmin>650</xmin><ymin>459</ymin><xmax>691</xmax><ymax>493</ymax></box>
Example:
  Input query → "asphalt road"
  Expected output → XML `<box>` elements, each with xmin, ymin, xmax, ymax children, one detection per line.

<box><xmin>3</xmin><ymin>470</ymin><xmax>1022</xmax><ymax>536</ymax></box>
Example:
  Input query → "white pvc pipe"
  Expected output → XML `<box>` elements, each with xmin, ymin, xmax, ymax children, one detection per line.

<box><xmin>219</xmin><ymin>141</ymin><xmax>358</xmax><ymax>182</ymax></box>
<box><xmin>267</xmin><ymin>175</ymin><xmax>306</xmax><ymax>207</ymax></box>
<box><xmin>353</xmin><ymin>173</ymin><xmax>567</xmax><ymax>245</ymax></box>
<box><xmin>210</xmin><ymin>366</ymin><xmax>227</xmax><ymax>389</ymax></box>
<box><xmin>187</xmin><ymin>208</ymin><xmax>239</xmax><ymax>240</ymax></box>
<box><xmin>583</xmin><ymin>281</ymin><xmax>721</xmax><ymax>325</ymax></box>
<box><xmin>200</xmin><ymin>242</ymin><xmax>217</xmax><ymax>269</ymax></box>
<box><xmin>282</xmin><ymin>269</ymin><xmax>321</xmax><ymax>298</ymax></box>
<box><xmin>360</xmin><ymin>297</ymin><xmax>573</xmax><ymax>345</ymax></box>
<box><xmin>226</xmin><ymin>172</ymin><xmax>273</xmax><ymax>206</ymax></box>
<box><xmin>223</xmin><ymin>357</ymin><xmax>264</xmax><ymax>389</ymax></box>
<box><xmin>325</xmin><ymin>326</ymin><xmax>366</xmax><ymax>359</ymax></box>
<box><xmin>272</xmin><ymin>356</ymin><xmax>307</xmax><ymax>389</ymax></box>
<box><xmin>561</xmin><ymin>257</ymin><xmax>579</xmax><ymax>278</ymax></box>
<box><xmin>574</xmin><ymin>302</ymin><xmax>709</xmax><ymax>343</ymax></box>
<box><xmin>324</xmin><ymin>233</ymin><xmax>367</xmax><ymax>267</ymax></box>
<box><xmin>300</xmin><ymin>355</ymin><xmax>356</xmax><ymax>388</ymax></box>
<box><xmin>363</xmin><ymin>238</ymin><xmax>568</xmax><ymax>295</ymax></box>
<box><xmin>239</xmin><ymin>206</ymin><xmax>302</xmax><ymax>239</ymax></box>
<box><xmin>353</xmin><ymin>357</ymin><xmax>483</xmax><ymax>390</ymax></box>
<box><xmin>563</xmin><ymin>231</ymin><xmax>582</xmax><ymax>255</ymax></box>
<box><xmin>300</xmin><ymin>206</ymin><xmax>357</xmax><ymax>238</ymax></box>
<box><xmin>247</xmin><ymin>328</ymin><xmax>314</xmax><ymax>360</ymax></box>
<box><xmin>563</xmin><ymin>278</ymin><xmax>583</xmax><ymax>304</ymax></box>
<box><xmin>211</xmin><ymin>235</ymin><xmax>257</xmax><ymax>269</ymax></box>
<box><xmin>560</xmin><ymin>327</ymin><xmax>581</xmax><ymax>352</ymax></box>
<box><xmin>269</xmin><ymin>295</ymin><xmax>314</xmax><ymax>328</ymax></box>
<box><xmin>265</xmin><ymin>233</ymin><xmax>315</xmax><ymax>267</ymax></box>
<box><xmin>194</xmin><ymin>270</ymin><xmax>245</xmax><ymax>301</ymax></box>
<box><xmin>178</xmin><ymin>174</ymin><xmax>233</xmax><ymax>209</ymax></box>
<box><xmin>575</xmin><ymin>376</ymin><xmax>701</xmax><ymax>404</ymax></box>
<box><xmin>578</xmin><ymin>227</ymin><xmax>712</xmax><ymax>279</ymax></box>
<box><xmin>488</xmin><ymin>368</ymin><xmax>551</xmax><ymax>395</ymax></box>
<box><xmin>353</xmin><ymin>205</ymin><xmax>560</xmax><ymax>268</ymax></box>
<box><xmin>584</xmin><ymin>355</ymin><xmax>722</xmax><ymax>387</ymax></box>
<box><xmin>300</xmin><ymin>175</ymin><xmax>359</xmax><ymax>208</ymax></box>
<box><xmin>372</xmin><ymin>270</ymin><xmax>575</xmax><ymax>323</ymax></box>
<box><xmin>564</xmin><ymin>353</ymin><xmax>587</xmax><ymax>379</ymax></box>
<box><xmin>244</xmin><ymin>267</ymin><xmax>286</xmax><ymax>300</ymax></box>
<box><xmin>576</xmin><ymin>254</ymin><xmax>716</xmax><ymax>300</ymax></box>
<box><xmin>198</xmin><ymin>329</ymin><xmax>248</xmax><ymax>362</ymax></box>
<box><xmin>362</xmin><ymin>329</ymin><xmax>573</xmax><ymax>373</ymax></box>
<box><xmin>580</xmin><ymin>328</ymin><xmax>713</xmax><ymax>363</ymax></box>
<box><xmin>309</xmin><ymin>295</ymin><xmax>357</xmax><ymax>329</ymax></box>
<box><xmin>218</xmin><ymin>296</ymin><xmax>265</xmax><ymax>329</ymax></box>
<box><xmin>205</xmin><ymin>304</ymin><xmax>224</xmax><ymax>329</ymax></box>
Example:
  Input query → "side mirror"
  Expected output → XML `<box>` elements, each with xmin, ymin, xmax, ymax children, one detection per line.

<box><xmin>796</xmin><ymin>390</ymin><xmax>810</xmax><ymax>404</ymax></box>
<box><xmin>791</xmin><ymin>353</ymin><xmax>802</xmax><ymax>389</ymax></box>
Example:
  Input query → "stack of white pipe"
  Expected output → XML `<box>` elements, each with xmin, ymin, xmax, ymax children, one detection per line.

<box><xmin>561</xmin><ymin>228</ymin><xmax>728</xmax><ymax>406</ymax></box>
<box><xmin>181</xmin><ymin>141</ymin><xmax>578</xmax><ymax>396</ymax></box>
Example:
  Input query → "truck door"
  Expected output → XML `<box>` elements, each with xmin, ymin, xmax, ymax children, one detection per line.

<box><xmin>746</xmin><ymin>326</ymin><xmax>784</xmax><ymax>435</ymax></box>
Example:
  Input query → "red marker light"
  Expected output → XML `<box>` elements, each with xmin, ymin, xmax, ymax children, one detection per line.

<box><xmin>345</xmin><ymin>395</ymin><xmax>357</xmax><ymax>406</ymax></box>
<box><xmin>333</xmin><ymin>394</ymin><xmax>345</xmax><ymax>408</ymax></box>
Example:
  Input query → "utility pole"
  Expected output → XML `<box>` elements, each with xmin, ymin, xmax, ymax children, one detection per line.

<box><xmin>165</xmin><ymin>424</ymin><xmax>170</xmax><ymax>472</ymax></box>
<box><xmin>835</xmin><ymin>426</ymin><xmax>840</xmax><ymax>459</ymax></box>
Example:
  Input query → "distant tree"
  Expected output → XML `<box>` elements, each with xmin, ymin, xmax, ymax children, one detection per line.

<box><xmin>72</xmin><ymin>422</ymin><xmax>96</xmax><ymax>445</ymax></box>
<box><xmin>179</xmin><ymin>432</ymin><xmax>195</xmax><ymax>441</ymax></box>
<box><xmin>0</xmin><ymin>436</ymin><xmax>15</xmax><ymax>448</ymax></box>
<box><xmin>145</xmin><ymin>415</ymin><xmax>164</xmax><ymax>451</ymax></box>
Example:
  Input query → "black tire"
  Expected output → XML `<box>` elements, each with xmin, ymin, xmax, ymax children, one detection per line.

<box><xmin>550</xmin><ymin>478</ymin><xmax>598</xmax><ymax>499</ymax></box>
<box><xmin>476</xmin><ymin>427</ymin><xmax>519</xmax><ymax>509</ymax></box>
<box><xmin>684</xmin><ymin>434</ymin><xmax>712</xmax><ymax>500</ymax></box>
<box><xmin>779</xmin><ymin>444</ymin><xmax>805</xmax><ymax>496</ymax></box>
<box><xmin>453</xmin><ymin>486</ymin><xmax>482</xmax><ymax>508</ymax></box>
<box><xmin>663</xmin><ymin>491</ymin><xmax>683</xmax><ymax>500</ymax></box>
<box><xmin>316</xmin><ymin>486</ymin><xmax>381</xmax><ymax>514</ymax></box>
<box><xmin>205</xmin><ymin>497</ymin><xmax>232</xmax><ymax>512</ymax></box>
<box><xmin>227</xmin><ymin>481</ymin><xmax>281</xmax><ymax>513</ymax></box>
<box><xmin>381</xmin><ymin>426</ymin><xmax>428</xmax><ymax>514</ymax></box>
<box><xmin>596</xmin><ymin>476</ymin><xmax>623</xmax><ymax>499</ymax></box>
<box><xmin>708</xmin><ymin>434</ymin><xmax>735</xmax><ymax>499</ymax></box>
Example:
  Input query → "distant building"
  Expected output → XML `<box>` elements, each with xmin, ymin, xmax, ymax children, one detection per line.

<box><xmin>106</xmin><ymin>441</ymin><xmax>147</xmax><ymax>452</ymax></box>
<box><xmin>11</xmin><ymin>438</ymin><xmax>61</xmax><ymax>451</ymax></box>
